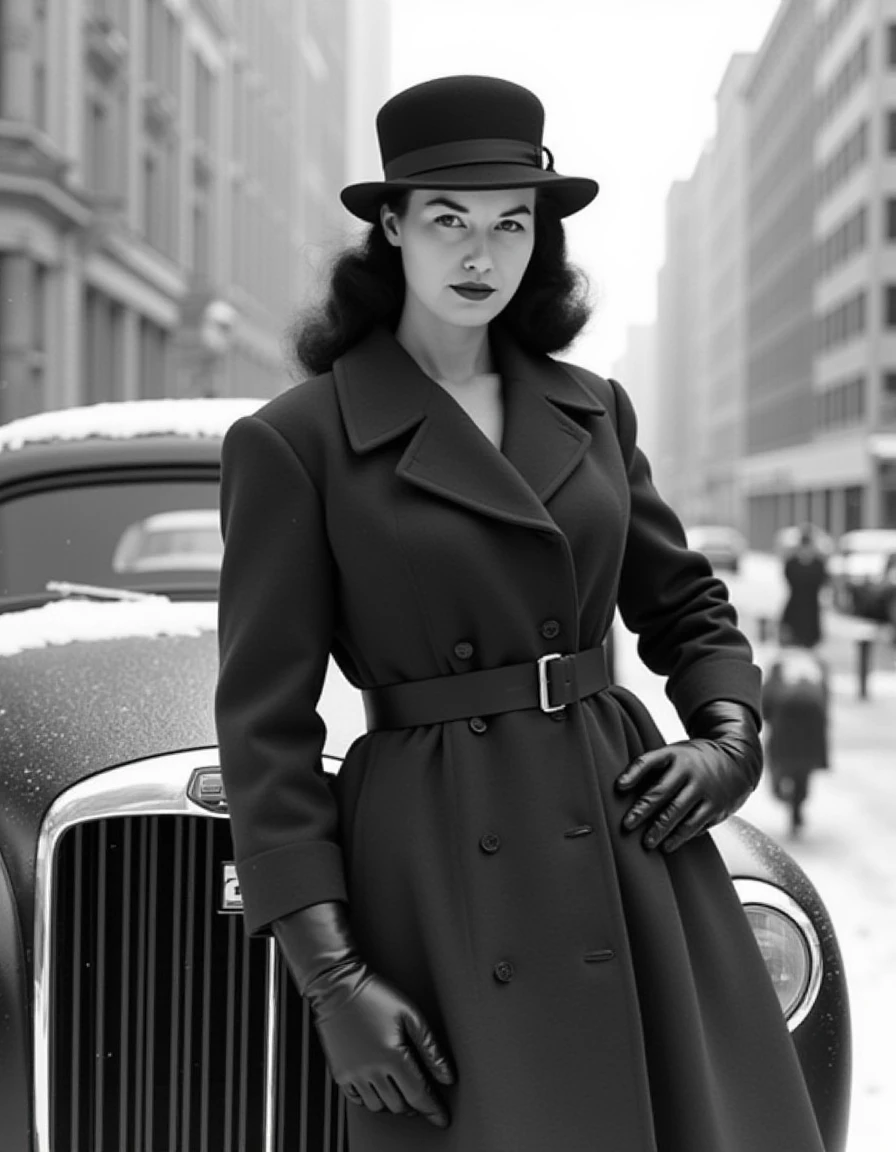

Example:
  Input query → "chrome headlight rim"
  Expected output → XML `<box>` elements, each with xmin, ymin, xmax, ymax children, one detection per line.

<box><xmin>733</xmin><ymin>877</ymin><xmax>824</xmax><ymax>1033</ymax></box>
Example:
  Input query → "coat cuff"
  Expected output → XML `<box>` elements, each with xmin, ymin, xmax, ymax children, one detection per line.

<box><xmin>666</xmin><ymin>658</ymin><xmax>763</xmax><ymax>732</ymax></box>
<box><xmin>236</xmin><ymin>840</ymin><xmax>348</xmax><ymax>937</ymax></box>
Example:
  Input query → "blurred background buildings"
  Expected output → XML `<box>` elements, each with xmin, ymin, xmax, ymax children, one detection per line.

<box><xmin>4</xmin><ymin>0</ymin><xmax>896</xmax><ymax>544</ymax></box>
<box><xmin>0</xmin><ymin>0</ymin><xmax>390</xmax><ymax>418</ymax></box>
<box><xmin>642</xmin><ymin>0</ymin><xmax>896</xmax><ymax>545</ymax></box>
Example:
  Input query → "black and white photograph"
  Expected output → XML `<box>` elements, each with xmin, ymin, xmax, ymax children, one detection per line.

<box><xmin>0</xmin><ymin>1</ymin><xmax>892</xmax><ymax>1149</ymax></box>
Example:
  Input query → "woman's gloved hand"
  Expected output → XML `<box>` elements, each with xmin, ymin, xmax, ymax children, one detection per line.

<box><xmin>615</xmin><ymin>700</ymin><xmax>762</xmax><ymax>853</ymax></box>
<box><xmin>272</xmin><ymin>900</ymin><xmax>455</xmax><ymax>1127</ymax></box>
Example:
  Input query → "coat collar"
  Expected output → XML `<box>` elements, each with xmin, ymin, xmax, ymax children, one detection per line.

<box><xmin>333</xmin><ymin>325</ymin><xmax>606</xmax><ymax>531</ymax></box>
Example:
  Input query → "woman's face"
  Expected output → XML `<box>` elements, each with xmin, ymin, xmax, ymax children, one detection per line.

<box><xmin>381</xmin><ymin>187</ymin><xmax>537</xmax><ymax>331</ymax></box>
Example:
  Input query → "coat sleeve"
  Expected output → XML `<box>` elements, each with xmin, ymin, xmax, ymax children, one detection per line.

<box><xmin>215</xmin><ymin>412</ymin><xmax>346</xmax><ymax>936</ymax></box>
<box><xmin>608</xmin><ymin>377</ymin><xmax>762</xmax><ymax>730</ymax></box>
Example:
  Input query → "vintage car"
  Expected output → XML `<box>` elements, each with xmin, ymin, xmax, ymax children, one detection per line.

<box><xmin>0</xmin><ymin>400</ymin><xmax>851</xmax><ymax>1151</ymax></box>
<box><xmin>828</xmin><ymin>527</ymin><xmax>896</xmax><ymax>623</ymax></box>
<box><xmin>684</xmin><ymin>523</ymin><xmax>748</xmax><ymax>573</ymax></box>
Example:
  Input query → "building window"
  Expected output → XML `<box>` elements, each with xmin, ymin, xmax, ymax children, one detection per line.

<box><xmin>883</xmin><ymin>371</ymin><xmax>896</xmax><ymax>422</ymax></box>
<box><xmin>139</xmin><ymin>317</ymin><xmax>169</xmax><ymax>398</ymax></box>
<box><xmin>844</xmin><ymin>485</ymin><xmax>864</xmax><ymax>531</ymax></box>
<box><xmin>83</xmin><ymin>288</ymin><xmax>124</xmax><ymax>404</ymax></box>
<box><xmin>34</xmin><ymin>0</ymin><xmax>49</xmax><ymax>131</ymax></box>
<box><xmin>85</xmin><ymin>96</ymin><xmax>109</xmax><ymax>192</ymax></box>
<box><xmin>193</xmin><ymin>53</ymin><xmax>214</xmax><ymax>148</ymax></box>
<box><xmin>889</xmin><ymin>24</ymin><xmax>896</xmax><ymax>67</ymax></box>
<box><xmin>888</xmin><ymin>110</ymin><xmax>896</xmax><ymax>154</ymax></box>
<box><xmin>887</xmin><ymin>198</ymin><xmax>896</xmax><ymax>240</ymax></box>
<box><xmin>886</xmin><ymin>285</ymin><xmax>896</xmax><ymax>327</ymax></box>
<box><xmin>192</xmin><ymin>197</ymin><xmax>210</xmax><ymax>278</ymax></box>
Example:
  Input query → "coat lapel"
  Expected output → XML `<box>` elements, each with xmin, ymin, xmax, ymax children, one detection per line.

<box><xmin>333</xmin><ymin>326</ymin><xmax>606</xmax><ymax>531</ymax></box>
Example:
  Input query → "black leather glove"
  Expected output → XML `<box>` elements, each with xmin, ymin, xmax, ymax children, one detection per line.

<box><xmin>272</xmin><ymin>900</ymin><xmax>454</xmax><ymax>1127</ymax></box>
<box><xmin>615</xmin><ymin>700</ymin><xmax>762</xmax><ymax>853</ymax></box>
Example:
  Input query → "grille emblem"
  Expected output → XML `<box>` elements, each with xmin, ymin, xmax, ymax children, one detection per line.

<box><xmin>221</xmin><ymin>863</ymin><xmax>243</xmax><ymax>913</ymax></box>
<box><xmin>187</xmin><ymin>767</ymin><xmax>229</xmax><ymax>812</ymax></box>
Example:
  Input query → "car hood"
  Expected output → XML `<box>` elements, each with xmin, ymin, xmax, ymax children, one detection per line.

<box><xmin>0</xmin><ymin>599</ymin><xmax>219</xmax><ymax>937</ymax></box>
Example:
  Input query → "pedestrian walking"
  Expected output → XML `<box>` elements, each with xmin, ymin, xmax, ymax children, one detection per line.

<box><xmin>214</xmin><ymin>75</ymin><xmax>826</xmax><ymax>1152</ymax></box>
<box><xmin>779</xmin><ymin>523</ymin><xmax>828</xmax><ymax>648</ymax></box>
<box><xmin>761</xmin><ymin>645</ymin><xmax>830</xmax><ymax>836</ymax></box>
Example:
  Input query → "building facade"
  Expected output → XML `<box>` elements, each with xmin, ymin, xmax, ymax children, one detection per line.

<box><xmin>0</xmin><ymin>0</ymin><xmax>381</xmax><ymax>420</ymax></box>
<box><xmin>655</xmin><ymin>176</ymin><xmax>700</xmax><ymax>513</ymax></box>
<box><xmin>807</xmin><ymin>0</ymin><xmax>896</xmax><ymax>532</ymax></box>
<box><xmin>739</xmin><ymin>0</ymin><xmax>817</xmax><ymax>549</ymax></box>
<box><xmin>704</xmin><ymin>53</ymin><xmax>753</xmax><ymax>530</ymax></box>
<box><xmin>611</xmin><ymin>321</ymin><xmax>658</xmax><ymax>467</ymax></box>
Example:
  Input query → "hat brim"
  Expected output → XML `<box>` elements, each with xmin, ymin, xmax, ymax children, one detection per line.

<box><xmin>340</xmin><ymin>164</ymin><xmax>599</xmax><ymax>223</ymax></box>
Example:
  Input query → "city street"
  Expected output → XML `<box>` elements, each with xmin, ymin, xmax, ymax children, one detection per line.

<box><xmin>614</xmin><ymin>552</ymin><xmax>896</xmax><ymax>1152</ymax></box>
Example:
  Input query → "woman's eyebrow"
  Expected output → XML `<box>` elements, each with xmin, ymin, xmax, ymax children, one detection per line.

<box><xmin>422</xmin><ymin>196</ymin><xmax>532</xmax><ymax>217</ymax></box>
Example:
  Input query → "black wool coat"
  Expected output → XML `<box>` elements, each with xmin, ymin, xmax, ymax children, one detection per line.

<box><xmin>215</xmin><ymin>326</ymin><xmax>825</xmax><ymax>1152</ymax></box>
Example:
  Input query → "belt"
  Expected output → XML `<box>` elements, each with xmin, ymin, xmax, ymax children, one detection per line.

<box><xmin>362</xmin><ymin>647</ymin><xmax>610</xmax><ymax>731</ymax></box>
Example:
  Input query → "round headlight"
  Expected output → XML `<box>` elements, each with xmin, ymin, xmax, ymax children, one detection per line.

<box><xmin>743</xmin><ymin>906</ymin><xmax>810</xmax><ymax>1017</ymax></box>
<box><xmin>733</xmin><ymin>879</ymin><xmax>823</xmax><ymax>1032</ymax></box>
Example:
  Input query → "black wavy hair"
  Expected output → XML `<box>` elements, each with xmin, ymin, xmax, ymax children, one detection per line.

<box><xmin>289</xmin><ymin>191</ymin><xmax>593</xmax><ymax>377</ymax></box>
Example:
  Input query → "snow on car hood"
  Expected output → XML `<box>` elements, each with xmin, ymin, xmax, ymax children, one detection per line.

<box><xmin>0</xmin><ymin>598</ymin><xmax>217</xmax><ymax>656</ymax></box>
<box><xmin>0</xmin><ymin>397</ymin><xmax>263</xmax><ymax>452</ymax></box>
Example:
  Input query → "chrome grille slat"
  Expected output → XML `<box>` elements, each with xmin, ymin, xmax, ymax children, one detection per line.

<box><xmin>36</xmin><ymin>753</ymin><xmax>349</xmax><ymax>1152</ymax></box>
<box><xmin>144</xmin><ymin>818</ymin><xmax>159</xmax><ymax>1151</ymax></box>
<box><xmin>167</xmin><ymin>818</ymin><xmax>184</xmax><ymax>1150</ymax></box>
<box><xmin>181</xmin><ymin>816</ymin><xmax>198</xmax><ymax>1145</ymax></box>
<box><xmin>199</xmin><ymin>821</ymin><xmax>214</xmax><ymax>1152</ymax></box>
<box><xmin>133</xmin><ymin>819</ymin><xmax>148</xmax><ymax>1150</ymax></box>
<box><xmin>93</xmin><ymin>821</ymin><xmax>107</xmax><ymax>1152</ymax></box>
<box><xmin>68</xmin><ymin>825</ymin><xmax>83</xmax><ymax>1151</ymax></box>
<box><xmin>118</xmin><ymin>818</ymin><xmax>133</xmax><ymax>1152</ymax></box>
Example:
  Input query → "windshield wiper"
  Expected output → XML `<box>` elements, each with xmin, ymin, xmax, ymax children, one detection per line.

<box><xmin>45</xmin><ymin>580</ymin><xmax>170</xmax><ymax>602</ymax></box>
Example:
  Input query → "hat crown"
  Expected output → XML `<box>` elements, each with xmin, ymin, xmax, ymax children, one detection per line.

<box><xmin>376</xmin><ymin>76</ymin><xmax>545</xmax><ymax>170</ymax></box>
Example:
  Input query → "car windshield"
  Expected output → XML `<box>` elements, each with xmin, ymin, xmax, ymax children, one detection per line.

<box><xmin>0</xmin><ymin>480</ymin><xmax>221</xmax><ymax>599</ymax></box>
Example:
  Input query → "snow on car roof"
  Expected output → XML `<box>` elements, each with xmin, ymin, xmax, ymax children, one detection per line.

<box><xmin>0</xmin><ymin>598</ymin><xmax>217</xmax><ymax>657</ymax></box>
<box><xmin>0</xmin><ymin>397</ymin><xmax>264</xmax><ymax>453</ymax></box>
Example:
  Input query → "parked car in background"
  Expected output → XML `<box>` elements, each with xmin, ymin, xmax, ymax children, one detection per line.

<box><xmin>684</xmin><ymin>523</ymin><xmax>748</xmax><ymax>573</ymax></box>
<box><xmin>773</xmin><ymin>523</ymin><xmax>835</xmax><ymax>559</ymax></box>
<box><xmin>828</xmin><ymin>528</ymin><xmax>896</xmax><ymax>622</ymax></box>
<box><xmin>0</xmin><ymin>401</ymin><xmax>851</xmax><ymax>1151</ymax></box>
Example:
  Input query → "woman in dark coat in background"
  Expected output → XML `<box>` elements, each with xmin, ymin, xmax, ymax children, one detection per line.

<box><xmin>780</xmin><ymin>524</ymin><xmax>829</xmax><ymax>648</ymax></box>
<box><xmin>215</xmin><ymin>76</ymin><xmax>826</xmax><ymax>1151</ymax></box>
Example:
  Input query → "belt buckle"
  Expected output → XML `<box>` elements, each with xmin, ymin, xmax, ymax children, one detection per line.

<box><xmin>537</xmin><ymin>652</ymin><xmax>567</xmax><ymax>713</ymax></box>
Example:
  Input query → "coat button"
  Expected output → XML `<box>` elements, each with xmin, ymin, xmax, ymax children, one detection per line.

<box><xmin>479</xmin><ymin>833</ymin><xmax>501</xmax><ymax>854</ymax></box>
<box><xmin>540</xmin><ymin>619</ymin><xmax>561</xmax><ymax>639</ymax></box>
<box><xmin>454</xmin><ymin>640</ymin><xmax>474</xmax><ymax>660</ymax></box>
<box><xmin>493</xmin><ymin>960</ymin><xmax>515</xmax><ymax>983</ymax></box>
<box><xmin>469</xmin><ymin>716</ymin><xmax>488</xmax><ymax>734</ymax></box>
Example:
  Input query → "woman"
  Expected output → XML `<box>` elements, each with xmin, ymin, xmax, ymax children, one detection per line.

<box><xmin>761</xmin><ymin>645</ymin><xmax>830</xmax><ymax>836</ymax></box>
<box><xmin>780</xmin><ymin>524</ymin><xmax>828</xmax><ymax>648</ymax></box>
<box><xmin>215</xmin><ymin>76</ymin><xmax>825</xmax><ymax>1151</ymax></box>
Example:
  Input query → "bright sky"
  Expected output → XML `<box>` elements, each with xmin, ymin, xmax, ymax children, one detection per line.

<box><xmin>388</xmin><ymin>0</ymin><xmax>782</xmax><ymax>372</ymax></box>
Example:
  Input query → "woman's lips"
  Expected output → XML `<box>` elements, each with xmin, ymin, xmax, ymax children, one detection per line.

<box><xmin>450</xmin><ymin>284</ymin><xmax>497</xmax><ymax>301</ymax></box>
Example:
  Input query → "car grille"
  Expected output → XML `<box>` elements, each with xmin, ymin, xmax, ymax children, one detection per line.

<box><xmin>47</xmin><ymin>813</ymin><xmax>347</xmax><ymax>1152</ymax></box>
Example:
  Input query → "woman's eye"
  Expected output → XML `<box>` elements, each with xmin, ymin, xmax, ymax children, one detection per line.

<box><xmin>496</xmin><ymin>219</ymin><xmax>525</xmax><ymax>232</ymax></box>
<box><xmin>434</xmin><ymin>214</ymin><xmax>464</xmax><ymax>228</ymax></box>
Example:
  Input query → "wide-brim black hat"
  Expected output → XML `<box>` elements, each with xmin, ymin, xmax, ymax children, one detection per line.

<box><xmin>340</xmin><ymin>75</ymin><xmax>599</xmax><ymax>223</ymax></box>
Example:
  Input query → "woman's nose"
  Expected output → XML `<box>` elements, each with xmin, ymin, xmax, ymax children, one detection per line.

<box><xmin>463</xmin><ymin>239</ymin><xmax>493</xmax><ymax>274</ymax></box>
